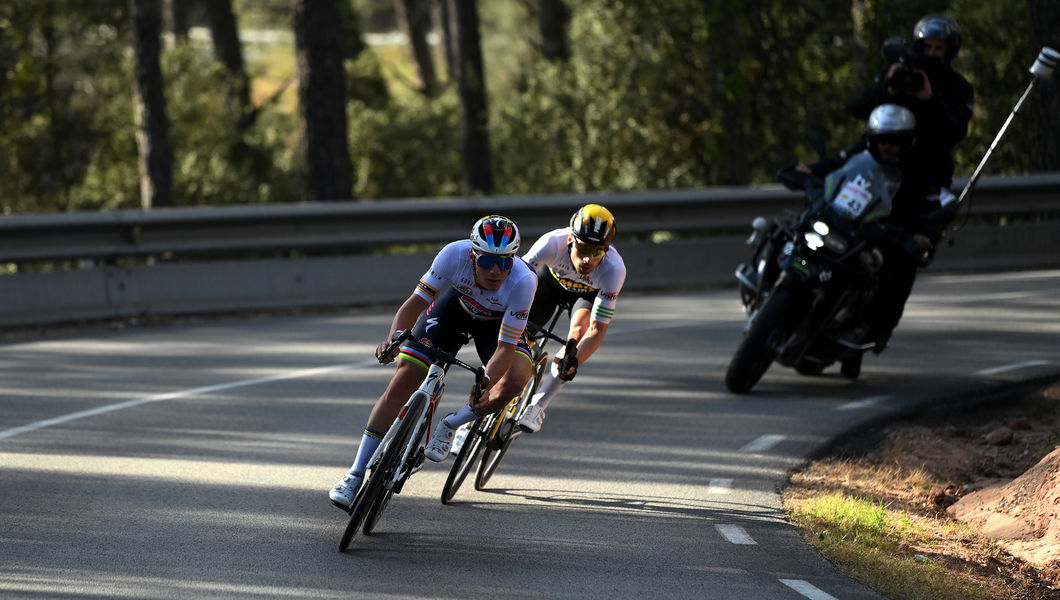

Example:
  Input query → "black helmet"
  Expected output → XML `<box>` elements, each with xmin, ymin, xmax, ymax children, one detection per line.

<box><xmin>866</xmin><ymin>104</ymin><xmax>916</xmax><ymax>166</ymax></box>
<box><xmin>912</xmin><ymin>14</ymin><xmax>961</xmax><ymax>64</ymax></box>
<box><xmin>569</xmin><ymin>204</ymin><xmax>616</xmax><ymax>246</ymax></box>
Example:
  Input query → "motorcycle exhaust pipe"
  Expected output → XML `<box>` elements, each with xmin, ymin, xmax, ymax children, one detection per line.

<box><xmin>955</xmin><ymin>46</ymin><xmax>1058</xmax><ymax>206</ymax></box>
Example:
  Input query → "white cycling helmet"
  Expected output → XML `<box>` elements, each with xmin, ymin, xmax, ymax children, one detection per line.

<box><xmin>470</xmin><ymin>215</ymin><xmax>520</xmax><ymax>255</ymax></box>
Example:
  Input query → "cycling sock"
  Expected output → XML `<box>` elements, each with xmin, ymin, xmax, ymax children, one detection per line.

<box><xmin>351</xmin><ymin>426</ymin><xmax>385</xmax><ymax>475</ymax></box>
<box><xmin>445</xmin><ymin>405</ymin><xmax>479</xmax><ymax>428</ymax></box>
<box><xmin>530</xmin><ymin>371</ymin><xmax>565</xmax><ymax>410</ymax></box>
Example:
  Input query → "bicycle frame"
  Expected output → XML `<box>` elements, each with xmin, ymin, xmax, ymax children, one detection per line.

<box><xmin>364</xmin><ymin>362</ymin><xmax>446</xmax><ymax>485</ymax></box>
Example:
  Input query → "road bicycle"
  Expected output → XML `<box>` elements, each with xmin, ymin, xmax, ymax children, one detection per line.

<box><xmin>338</xmin><ymin>329</ymin><xmax>487</xmax><ymax>551</ymax></box>
<box><xmin>440</xmin><ymin>304</ymin><xmax>575</xmax><ymax>504</ymax></box>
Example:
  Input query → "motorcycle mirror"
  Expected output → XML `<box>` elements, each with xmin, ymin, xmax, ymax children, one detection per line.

<box><xmin>808</xmin><ymin>130</ymin><xmax>826</xmax><ymax>160</ymax></box>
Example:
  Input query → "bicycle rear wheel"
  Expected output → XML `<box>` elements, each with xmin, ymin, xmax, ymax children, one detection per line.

<box><xmin>475</xmin><ymin>352</ymin><xmax>547</xmax><ymax>490</ymax></box>
<box><xmin>360</xmin><ymin>392</ymin><xmax>427</xmax><ymax>537</ymax></box>
<box><xmin>440</xmin><ymin>416</ymin><xmax>491</xmax><ymax>504</ymax></box>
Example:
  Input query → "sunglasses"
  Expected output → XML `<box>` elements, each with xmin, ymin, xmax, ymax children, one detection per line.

<box><xmin>473</xmin><ymin>252</ymin><xmax>515</xmax><ymax>271</ymax></box>
<box><xmin>574</xmin><ymin>241</ymin><xmax>607</xmax><ymax>259</ymax></box>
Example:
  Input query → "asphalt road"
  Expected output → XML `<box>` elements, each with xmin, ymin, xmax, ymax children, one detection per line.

<box><xmin>2</xmin><ymin>269</ymin><xmax>1058</xmax><ymax>600</ymax></box>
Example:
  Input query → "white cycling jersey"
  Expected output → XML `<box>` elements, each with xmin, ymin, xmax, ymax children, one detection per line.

<box><xmin>413</xmin><ymin>240</ymin><xmax>537</xmax><ymax>345</ymax></box>
<box><xmin>523</xmin><ymin>228</ymin><xmax>626</xmax><ymax>324</ymax></box>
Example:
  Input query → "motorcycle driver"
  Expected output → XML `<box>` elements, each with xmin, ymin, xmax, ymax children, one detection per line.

<box><xmin>795</xmin><ymin>104</ymin><xmax>920</xmax><ymax>352</ymax></box>
<box><xmin>514</xmin><ymin>204</ymin><xmax>627</xmax><ymax>433</ymax></box>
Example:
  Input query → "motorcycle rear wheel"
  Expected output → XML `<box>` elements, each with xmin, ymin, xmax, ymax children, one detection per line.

<box><xmin>725</xmin><ymin>285</ymin><xmax>799</xmax><ymax>394</ymax></box>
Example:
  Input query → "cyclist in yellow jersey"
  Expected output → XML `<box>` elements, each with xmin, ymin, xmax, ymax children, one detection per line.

<box><xmin>514</xmin><ymin>204</ymin><xmax>627</xmax><ymax>433</ymax></box>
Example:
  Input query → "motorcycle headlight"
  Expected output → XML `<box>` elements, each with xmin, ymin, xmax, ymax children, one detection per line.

<box><xmin>804</xmin><ymin>220</ymin><xmax>849</xmax><ymax>253</ymax></box>
<box><xmin>804</xmin><ymin>231</ymin><xmax>825</xmax><ymax>250</ymax></box>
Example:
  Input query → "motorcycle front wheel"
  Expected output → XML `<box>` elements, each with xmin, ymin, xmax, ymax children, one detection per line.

<box><xmin>725</xmin><ymin>284</ymin><xmax>801</xmax><ymax>394</ymax></box>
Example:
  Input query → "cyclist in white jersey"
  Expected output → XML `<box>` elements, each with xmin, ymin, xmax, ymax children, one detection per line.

<box><xmin>329</xmin><ymin>215</ymin><xmax>537</xmax><ymax>510</ymax></box>
<box><xmin>515</xmin><ymin>204</ymin><xmax>627</xmax><ymax>433</ymax></box>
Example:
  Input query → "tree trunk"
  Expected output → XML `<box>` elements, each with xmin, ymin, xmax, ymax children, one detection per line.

<box><xmin>848</xmin><ymin>0</ymin><xmax>869</xmax><ymax>86</ymax></box>
<box><xmin>537</xmin><ymin>0</ymin><xmax>569</xmax><ymax>61</ymax></box>
<box><xmin>704</xmin><ymin>1</ymin><xmax>750</xmax><ymax>184</ymax></box>
<box><xmin>451</xmin><ymin>0</ymin><xmax>492</xmax><ymax>195</ymax></box>
<box><xmin>204</xmin><ymin>0</ymin><xmax>251</xmax><ymax>116</ymax></box>
<box><xmin>165</xmin><ymin>0</ymin><xmax>193</xmax><ymax>46</ymax></box>
<box><xmin>437</xmin><ymin>0</ymin><xmax>457</xmax><ymax>84</ymax></box>
<box><xmin>1028</xmin><ymin>0</ymin><xmax>1059</xmax><ymax>170</ymax></box>
<box><xmin>292</xmin><ymin>0</ymin><xmax>354</xmax><ymax>202</ymax></box>
<box><xmin>393</xmin><ymin>0</ymin><xmax>438</xmax><ymax>96</ymax></box>
<box><xmin>130</xmin><ymin>0</ymin><xmax>174</xmax><ymax>209</ymax></box>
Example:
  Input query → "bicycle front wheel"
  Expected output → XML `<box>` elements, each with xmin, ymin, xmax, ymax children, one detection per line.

<box><xmin>361</xmin><ymin>392</ymin><xmax>428</xmax><ymax>537</ymax></box>
<box><xmin>475</xmin><ymin>351</ymin><xmax>548</xmax><ymax>490</ymax></box>
<box><xmin>440</xmin><ymin>416</ymin><xmax>491</xmax><ymax>504</ymax></box>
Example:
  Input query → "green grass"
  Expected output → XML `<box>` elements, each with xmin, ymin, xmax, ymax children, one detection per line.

<box><xmin>788</xmin><ymin>493</ymin><xmax>1010</xmax><ymax>600</ymax></box>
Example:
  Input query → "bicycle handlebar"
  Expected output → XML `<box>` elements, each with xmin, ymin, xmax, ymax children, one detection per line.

<box><xmin>379</xmin><ymin>329</ymin><xmax>413</xmax><ymax>363</ymax></box>
<box><xmin>382</xmin><ymin>329</ymin><xmax>489</xmax><ymax>390</ymax></box>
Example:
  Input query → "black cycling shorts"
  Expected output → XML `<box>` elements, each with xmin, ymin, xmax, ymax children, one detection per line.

<box><xmin>398</xmin><ymin>287</ymin><xmax>532</xmax><ymax>371</ymax></box>
<box><xmin>527</xmin><ymin>264</ymin><xmax>598</xmax><ymax>331</ymax></box>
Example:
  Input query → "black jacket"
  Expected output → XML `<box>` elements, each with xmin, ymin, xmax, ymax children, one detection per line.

<box><xmin>847</xmin><ymin>63</ymin><xmax>974</xmax><ymax>190</ymax></box>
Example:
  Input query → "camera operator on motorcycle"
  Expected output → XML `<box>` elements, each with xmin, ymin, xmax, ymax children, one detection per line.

<box><xmin>794</xmin><ymin>104</ymin><xmax>919</xmax><ymax>353</ymax></box>
<box><xmin>843</xmin><ymin>13</ymin><xmax>974</xmax><ymax>350</ymax></box>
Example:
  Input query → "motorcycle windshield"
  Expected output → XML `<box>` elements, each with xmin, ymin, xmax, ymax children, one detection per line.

<box><xmin>823</xmin><ymin>151</ymin><xmax>901</xmax><ymax>223</ymax></box>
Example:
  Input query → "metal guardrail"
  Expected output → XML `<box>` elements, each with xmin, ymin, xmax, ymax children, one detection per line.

<box><xmin>2</xmin><ymin>173</ymin><xmax>1059</xmax><ymax>328</ymax></box>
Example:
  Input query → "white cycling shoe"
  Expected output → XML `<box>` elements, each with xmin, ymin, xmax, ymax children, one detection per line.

<box><xmin>424</xmin><ymin>417</ymin><xmax>457</xmax><ymax>462</ymax></box>
<box><xmin>518</xmin><ymin>404</ymin><xmax>546</xmax><ymax>433</ymax></box>
<box><xmin>329</xmin><ymin>471</ymin><xmax>363</xmax><ymax>510</ymax></box>
<box><xmin>451</xmin><ymin>422</ymin><xmax>471</xmax><ymax>455</ymax></box>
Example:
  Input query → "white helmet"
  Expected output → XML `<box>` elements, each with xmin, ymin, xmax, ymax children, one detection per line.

<box><xmin>866</xmin><ymin>104</ymin><xmax>916</xmax><ymax>165</ymax></box>
<box><xmin>469</xmin><ymin>215</ymin><xmax>520</xmax><ymax>255</ymax></box>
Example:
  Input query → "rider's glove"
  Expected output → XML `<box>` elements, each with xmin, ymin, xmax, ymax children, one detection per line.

<box><xmin>468</xmin><ymin>373</ymin><xmax>491</xmax><ymax>414</ymax></box>
<box><xmin>556</xmin><ymin>354</ymin><xmax>579</xmax><ymax>382</ymax></box>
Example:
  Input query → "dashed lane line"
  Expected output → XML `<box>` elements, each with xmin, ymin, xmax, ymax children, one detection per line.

<box><xmin>835</xmin><ymin>395</ymin><xmax>890</xmax><ymax>411</ymax></box>
<box><xmin>715</xmin><ymin>524</ymin><xmax>757</xmax><ymax>545</ymax></box>
<box><xmin>976</xmin><ymin>360</ymin><xmax>1052</xmax><ymax>376</ymax></box>
<box><xmin>779</xmin><ymin>579</ymin><xmax>839</xmax><ymax>600</ymax></box>
<box><xmin>706</xmin><ymin>478</ymin><xmax>734</xmax><ymax>495</ymax></box>
<box><xmin>739</xmin><ymin>434</ymin><xmax>786</xmax><ymax>453</ymax></box>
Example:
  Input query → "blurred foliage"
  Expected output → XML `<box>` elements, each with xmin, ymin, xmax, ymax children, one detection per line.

<box><xmin>0</xmin><ymin>0</ymin><xmax>1053</xmax><ymax>214</ymax></box>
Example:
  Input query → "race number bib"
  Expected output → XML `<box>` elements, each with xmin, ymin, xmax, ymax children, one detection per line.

<box><xmin>833</xmin><ymin>175</ymin><xmax>873</xmax><ymax>219</ymax></box>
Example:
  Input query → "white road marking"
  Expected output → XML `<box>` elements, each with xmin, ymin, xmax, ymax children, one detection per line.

<box><xmin>715</xmin><ymin>524</ymin><xmax>756</xmax><ymax>545</ymax></box>
<box><xmin>706</xmin><ymin>478</ymin><xmax>734</xmax><ymax>495</ymax></box>
<box><xmin>779</xmin><ymin>579</ymin><xmax>839</xmax><ymax>600</ymax></box>
<box><xmin>0</xmin><ymin>360</ymin><xmax>376</xmax><ymax>440</ymax></box>
<box><xmin>739</xmin><ymin>434</ymin><xmax>786</xmax><ymax>453</ymax></box>
<box><xmin>976</xmin><ymin>360</ymin><xmax>1051</xmax><ymax>376</ymax></box>
<box><xmin>836</xmin><ymin>395</ymin><xmax>889</xmax><ymax>411</ymax></box>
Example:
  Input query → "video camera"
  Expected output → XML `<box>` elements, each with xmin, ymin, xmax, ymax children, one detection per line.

<box><xmin>881</xmin><ymin>37</ymin><xmax>928</xmax><ymax>96</ymax></box>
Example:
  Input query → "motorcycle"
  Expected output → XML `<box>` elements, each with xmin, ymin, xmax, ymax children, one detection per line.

<box><xmin>724</xmin><ymin>149</ymin><xmax>908</xmax><ymax>394</ymax></box>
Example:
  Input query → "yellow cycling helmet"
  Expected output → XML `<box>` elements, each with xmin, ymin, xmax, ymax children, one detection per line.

<box><xmin>570</xmin><ymin>204</ymin><xmax>616</xmax><ymax>246</ymax></box>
